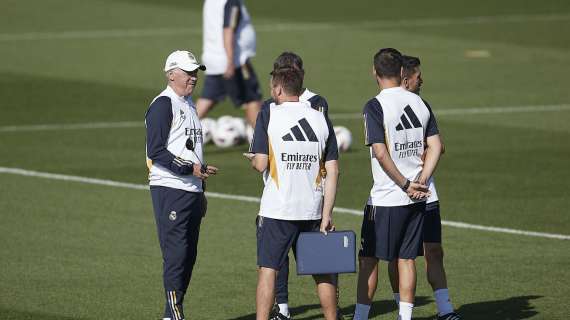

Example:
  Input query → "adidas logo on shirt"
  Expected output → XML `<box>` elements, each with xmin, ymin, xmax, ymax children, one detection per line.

<box><xmin>282</xmin><ymin>118</ymin><xmax>319</xmax><ymax>142</ymax></box>
<box><xmin>395</xmin><ymin>105</ymin><xmax>422</xmax><ymax>131</ymax></box>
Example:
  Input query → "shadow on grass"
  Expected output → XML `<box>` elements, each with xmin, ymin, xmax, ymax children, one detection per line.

<box><xmin>227</xmin><ymin>296</ymin><xmax>432</xmax><ymax>320</ymax></box>
<box><xmin>0</xmin><ymin>308</ymin><xmax>84</xmax><ymax>320</ymax></box>
<box><xmin>414</xmin><ymin>295</ymin><xmax>542</xmax><ymax>320</ymax></box>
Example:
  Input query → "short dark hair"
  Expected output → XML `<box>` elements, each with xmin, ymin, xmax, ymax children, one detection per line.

<box><xmin>402</xmin><ymin>55</ymin><xmax>421</xmax><ymax>79</ymax></box>
<box><xmin>270</xmin><ymin>67</ymin><xmax>303</xmax><ymax>96</ymax></box>
<box><xmin>273</xmin><ymin>51</ymin><xmax>304</xmax><ymax>75</ymax></box>
<box><xmin>373</xmin><ymin>48</ymin><xmax>403</xmax><ymax>79</ymax></box>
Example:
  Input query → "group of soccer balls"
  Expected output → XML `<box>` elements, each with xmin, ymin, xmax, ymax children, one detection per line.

<box><xmin>200</xmin><ymin>116</ymin><xmax>353</xmax><ymax>152</ymax></box>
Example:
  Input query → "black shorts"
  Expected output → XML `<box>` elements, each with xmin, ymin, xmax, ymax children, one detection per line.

<box><xmin>423</xmin><ymin>201</ymin><xmax>442</xmax><ymax>243</ymax></box>
<box><xmin>200</xmin><ymin>60</ymin><xmax>262</xmax><ymax>107</ymax></box>
<box><xmin>359</xmin><ymin>202</ymin><xmax>425</xmax><ymax>261</ymax></box>
<box><xmin>256</xmin><ymin>216</ymin><xmax>320</xmax><ymax>270</ymax></box>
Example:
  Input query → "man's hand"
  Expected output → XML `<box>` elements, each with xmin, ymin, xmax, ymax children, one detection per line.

<box><xmin>243</xmin><ymin>152</ymin><xmax>255</xmax><ymax>161</ymax></box>
<box><xmin>223</xmin><ymin>62</ymin><xmax>235</xmax><ymax>79</ymax></box>
<box><xmin>320</xmin><ymin>215</ymin><xmax>335</xmax><ymax>235</ymax></box>
<box><xmin>193</xmin><ymin>164</ymin><xmax>218</xmax><ymax>179</ymax></box>
<box><xmin>406</xmin><ymin>181</ymin><xmax>430</xmax><ymax>200</ymax></box>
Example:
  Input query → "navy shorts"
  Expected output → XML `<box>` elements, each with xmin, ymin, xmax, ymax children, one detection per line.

<box><xmin>423</xmin><ymin>201</ymin><xmax>442</xmax><ymax>243</ymax></box>
<box><xmin>256</xmin><ymin>216</ymin><xmax>320</xmax><ymax>270</ymax></box>
<box><xmin>200</xmin><ymin>60</ymin><xmax>262</xmax><ymax>107</ymax></box>
<box><xmin>359</xmin><ymin>202</ymin><xmax>425</xmax><ymax>261</ymax></box>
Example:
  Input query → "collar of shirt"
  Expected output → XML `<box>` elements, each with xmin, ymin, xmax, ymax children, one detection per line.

<box><xmin>165</xmin><ymin>85</ymin><xmax>189</xmax><ymax>103</ymax></box>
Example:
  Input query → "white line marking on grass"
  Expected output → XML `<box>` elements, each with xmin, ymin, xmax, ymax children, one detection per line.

<box><xmin>1</xmin><ymin>166</ymin><xmax>569</xmax><ymax>240</ymax></box>
<box><xmin>329</xmin><ymin>104</ymin><xmax>570</xmax><ymax>120</ymax></box>
<box><xmin>1</xmin><ymin>104</ymin><xmax>569</xmax><ymax>133</ymax></box>
<box><xmin>0</xmin><ymin>121</ymin><xmax>142</xmax><ymax>132</ymax></box>
<box><xmin>1</xmin><ymin>13</ymin><xmax>569</xmax><ymax>41</ymax></box>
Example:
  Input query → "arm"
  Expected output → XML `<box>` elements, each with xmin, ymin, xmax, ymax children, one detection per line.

<box><xmin>251</xmin><ymin>154</ymin><xmax>268</xmax><ymax>172</ymax></box>
<box><xmin>417</xmin><ymin>100</ymin><xmax>443</xmax><ymax>184</ymax></box>
<box><xmin>372</xmin><ymin>143</ymin><xmax>429</xmax><ymax>198</ymax></box>
<box><xmin>320</xmin><ymin>117</ymin><xmax>339</xmax><ymax>234</ymax></box>
<box><xmin>371</xmin><ymin>143</ymin><xmax>408</xmax><ymax>188</ymax></box>
<box><xmin>362</xmin><ymin>99</ymin><xmax>427</xmax><ymax>198</ymax></box>
<box><xmin>222</xmin><ymin>29</ymin><xmax>235</xmax><ymax>78</ymax></box>
<box><xmin>320</xmin><ymin>159</ymin><xmax>338</xmax><ymax>234</ymax></box>
<box><xmin>247</xmin><ymin>103</ymin><xmax>270</xmax><ymax>172</ymax></box>
<box><xmin>145</xmin><ymin>97</ymin><xmax>211</xmax><ymax>178</ymax></box>
<box><xmin>145</xmin><ymin>97</ymin><xmax>192</xmax><ymax>175</ymax></box>
<box><xmin>417</xmin><ymin>135</ymin><xmax>443</xmax><ymax>185</ymax></box>
<box><xmin>222</xmin><ymin>0</ymin><xmax>240</xmax><ymax>79</ymax></box>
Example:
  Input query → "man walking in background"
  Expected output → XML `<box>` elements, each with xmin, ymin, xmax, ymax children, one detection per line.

<box><xmin>386</xmin><ymin>55</ymin><xmax>461</xmax><ymax>320</ymax></box>
<box><xmin>145</xmin><ymin>50</ymin><xmax>218</xmax><ymax>320</ymax></box>
<box><xmin>198</xmin><ymin>0</ymin><xmax>262</xmax><ymax>127</ymax></box>
<box><xmin>353</xmin><ymin>48</ymin><xmax>443</xmax><ymax>320</ymax></box>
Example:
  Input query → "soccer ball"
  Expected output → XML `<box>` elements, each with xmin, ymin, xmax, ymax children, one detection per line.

<box><xmin>230</xmin><ymin>117</ymin><xmax>247</xmax><ymax>140</ymax></box>
<box><xmin>200</xmin><ymin>118</ymin><xmax>217</xmax><ymax>144</ymax></box>
<box><xmin>213</xmin><ymin>117</ymin><xmax>243</xmax><ymax>148</ymax></box>
<box><xmin>334</xmin><ymin>126</ymin><xmax>352</xmax><ymax>152</ymax></box>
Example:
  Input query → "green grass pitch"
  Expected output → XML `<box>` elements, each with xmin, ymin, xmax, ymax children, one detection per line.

<box><xmin>1</xmin><ymin>0</ymin><xmax>569</xmax><ymax>319</ymax></box>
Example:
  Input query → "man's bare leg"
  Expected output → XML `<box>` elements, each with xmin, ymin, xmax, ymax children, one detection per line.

<box><xmin>244</xmin><ymin>100</ymin><xmax>261</xmax><ymax>127</ymax></box>
<box><xmin>387</xmin><ymin>259</ymin><xmax>400</xmax><ymax>304</ymax></box>
<box><xmin>424</xmin><ymin>242</ymin><xmax>447</xmax><ymax>290</ymax></box>
<box><xmin>196</xmin><ymin>98</ymin><xmax>217</xmax><ymax>119</ymax></box>
<box><xmin>256</xmin><ymin>267</ymin><xmax>277</xmax><ymax>320</ymax></box>
<box><xmin>398</xmin><ymin>258</ymin><xmax>417</xmax><ymax>320</ymax></box>
<box><xmin>353</xmin><ymin>257</ymin><xmax>378</xmax><ymax>319</ymax></box>
<box><xmin>313</xmin><ymin>274</ymin><xmax>337</xmax><ymax>320</ymax></box>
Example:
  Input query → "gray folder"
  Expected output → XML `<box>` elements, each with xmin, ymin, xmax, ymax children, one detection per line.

<box><xmin>295</xmin><ymin>231</ymin><xmax>357</xmax><ymax>275</ymax></box>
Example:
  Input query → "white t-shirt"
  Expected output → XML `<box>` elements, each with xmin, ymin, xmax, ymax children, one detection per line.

<box><xmin>363</xmin><ymin>87</ymin><xmax>439</xmax><ymax>207</ymax></box>
<box><xmin>250</xmin><ymin>101</ymin><xmax>339</xmax><ymax>220</ymax></box>
<box><xmin>202</xmin><ymin>0</ymin><xmax>256</xmax><ymax>75</ymax></box>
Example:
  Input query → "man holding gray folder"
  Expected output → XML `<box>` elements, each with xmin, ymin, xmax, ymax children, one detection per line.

<box><xmin>246</xmin><ymin>64</ymin><xmax>340</xmax><ymax>320</ymax></box>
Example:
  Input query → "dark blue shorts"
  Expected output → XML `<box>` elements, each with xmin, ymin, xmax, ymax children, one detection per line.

<box><xmin>359</xmin><ymin>202</ymin><xmax>425</xmax><ymax>261</ymax></box>
<box><xmin>423</xmin><ymin>201</ymin><xmax>442</xmax><ymax>243</ymax></box>
<box><xmin>256</xmin><ymin>216</ymin><xmax>320</xmax><ymax>270</ymax></box>
<box><xmin>200</xmin><ymin>60</ymin><xmax>262</xmax><ymax>107</ymax></box>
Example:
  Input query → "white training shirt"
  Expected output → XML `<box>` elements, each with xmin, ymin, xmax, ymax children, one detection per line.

<box><xmin>363</xmin><ymin>87</ymin><xmax>439</xmax><ymax>207</ymax></box>
<box><xmin>145</xmin><ymin>86</ymin><xmax>204</xmax><ymax>192</ymax></box>
<box><xmin>202</xmin><ymin>0</ymin><xmax>256</xmax><ymax>75</ymax></box>
<box><xmin>250</xmin><ymin>101</ymin><xmax>338</xmax><ymax>220</ymax></box>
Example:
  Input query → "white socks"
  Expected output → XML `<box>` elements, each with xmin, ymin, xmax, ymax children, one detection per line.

<box><xmin>434</xmin><ymin>288</ymin><xmax>454</xmax><ymax>316</ymax></box>
<box><xmin>278</xmin><ymin>303</ymin><xmax>290</xmax><ymax>317</ymax></box>
<box><xmin>398</xmin><ymin>301</ymin><xmax>413</xmax><ymax>320</ymax></box>
<box><xmin>353</xmin><ymin>303</ymin><xmax>371</xmax><ymax>320</ymax></box>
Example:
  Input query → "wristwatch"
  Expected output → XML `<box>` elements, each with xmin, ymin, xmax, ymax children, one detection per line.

<box><xmin>401</xmin><ymin>179</ymin><xmax>411</xmax><ymax>192</ymax></box>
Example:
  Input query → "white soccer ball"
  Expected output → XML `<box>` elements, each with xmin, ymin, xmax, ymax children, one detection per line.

<box><xmin>216</xmin><ymin>115</ymin><xmax>235</xmax><ymax>126</ymax></box>
<box><xmin>200</xmin><ymin>118</ymin><xmax>217</xmax><ymax>144</ymax></box>
<box><xmin>213</xmin><ymin>118</ymin><xmax>243</xmax><ymax>148</ymax></box>
<box><xmin>230</xmin><ymin>117</ymin><xmax>247</xmax><ymax>140</ymax></box>
<box><xmin>334</xmin><ymin>126</ymin><xmax>352</xmax><ymax>152</ymax></box>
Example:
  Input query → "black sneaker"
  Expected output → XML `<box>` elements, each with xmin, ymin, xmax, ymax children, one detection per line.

<box><xmin>269</xmin><ymin>304</ymin><xmax>292</xmax><ymax>320</ymax></box>
<box><xmin>269</xmin><ymin>312</ymin><xmax>292</xmax><ymax>320</ymax></box>
<box><xmin>437</xmin><ymin>312</ymin><xmax>462</xmax><ymax>320</ymax></box>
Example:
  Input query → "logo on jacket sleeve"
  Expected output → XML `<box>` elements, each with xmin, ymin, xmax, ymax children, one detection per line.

<box><xmin>395</xmin><ymin>105</ymin><xmax>422</xmax><ymax>131</ymax></box>
<box><xmin>282</xmin><ymin>118</ymin><xmax>319</xmax><ymax>142</ymax></box>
